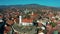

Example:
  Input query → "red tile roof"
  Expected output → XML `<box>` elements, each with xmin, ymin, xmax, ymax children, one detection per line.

<box><xmin>57</xmin><ymin>21</ymin><xmax>60</xmax><ymax>24</ymax></box>
<box><xmin>6</xmin><ymin>20</ymin><xmax>14</xmax><ymax>25</ymax></box>
<box><xmin>31</xmin><ymin>13</ymin><xmax>38</xmax><ymax>17</ymax></box>
<box><xmin>4</xmin><ymin>26</ymin><xmax>11</xmax><ymax>33</ymax></box>
<box><xmin>0</xmin><ymin>15</ymin><xmax>3</xmax><ymax>18</ymax></box>
<box><xmin>22</xmin><ymin>18</ymin><xmax>33</xmax><ymax>23</ymax></box>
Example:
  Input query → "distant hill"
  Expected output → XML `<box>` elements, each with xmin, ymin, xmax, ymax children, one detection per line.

<box><xmin>0</xmin><ymin>4</ymin><xmax>60</xmax><ymax>8</ymax></box>
<box><xmin>0</xmin><ymin>4</ymin><xmax>60</xmax><ymax>13</ymax></box>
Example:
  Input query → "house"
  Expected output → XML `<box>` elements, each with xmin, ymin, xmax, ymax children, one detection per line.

<box><xmin>19</xmin><ymin>16</ymin><xmax>33</xmax><ymax>26</ymax></box>
<box><xmin>19</xmin><ymin>11</ymin><xmax>38</xmax><ymax>26</ymax></box>
<box><xmin>30</xmin><ymin>12</ymin><xmax>38</xmax><ymax>20</ymax></box>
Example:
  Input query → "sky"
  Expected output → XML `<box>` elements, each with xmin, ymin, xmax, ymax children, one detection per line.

<box><xmin>0</xmin><ymin>0</ymin><xmax>60</xmax><ymax>7</ymax></box>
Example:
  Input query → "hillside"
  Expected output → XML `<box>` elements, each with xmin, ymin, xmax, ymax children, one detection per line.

<box><xmin>0</xmin><ymin>4</ymin><xmax>60</xmax><ymax>13</ymax></box>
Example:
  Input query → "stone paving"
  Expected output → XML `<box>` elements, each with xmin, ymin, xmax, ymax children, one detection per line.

<box><xmin>13</xmin><ymin>23</ymin><xmax>37</xmax><ymax>34</ymax></box>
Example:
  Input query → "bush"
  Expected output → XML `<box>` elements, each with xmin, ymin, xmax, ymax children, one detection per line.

<box><xmin>50</xmin><ymin>22</ymin><xmax>57</xmax><ymax>27</ymax></box>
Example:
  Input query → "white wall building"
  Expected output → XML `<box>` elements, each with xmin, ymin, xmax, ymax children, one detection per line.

<box><xmin>19</xmin><ymin>16</ymin><xmax>33</xmax><ymax>26</ymax></box>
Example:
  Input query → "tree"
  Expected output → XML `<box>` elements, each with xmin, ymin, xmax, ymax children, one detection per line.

<box><xmin>50</xmin><ymin>22</ymin><xmax>57</xmax><ymax>27</ymax></box>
